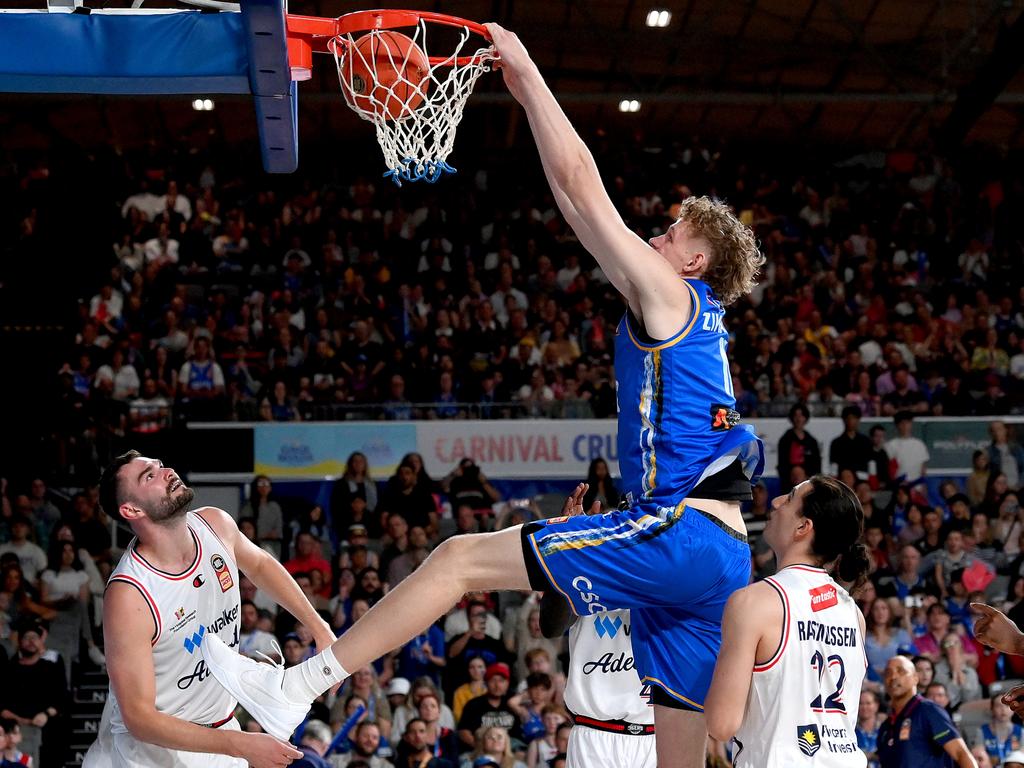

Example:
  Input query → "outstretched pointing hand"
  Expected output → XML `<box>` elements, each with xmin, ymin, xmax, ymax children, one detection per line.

<box><xmin>972</xmin><ymin>602</ymin><xmax>1024</xmax><ymax>655</ymax></box>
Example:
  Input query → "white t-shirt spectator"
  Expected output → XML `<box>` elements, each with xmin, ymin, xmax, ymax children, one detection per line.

<box><xmin>89</xmin><ymin>290</ymin><xmax>123</xmax><ymax>323</ymax></box>
<box><xmin>443</xmin><ymin>609</ymin><xmax>503</xmax><ymax>642</ymax></box>
<box><xmin>144</xmin><ymin>236</ymin><xmax>180</xmax><ymax>265</ymax></box>
<box><xmin>121</xmin><ymin>191</ymin><xmax>163</xmax><ymax>220</ymax></box>
<box><xmin>0</xmin><ymin>540</ymin><xmax>48</xmax><ymax>583</ymax></box>
<box><xmin>1011</xmin><ymin>350</ymin><xmax>1024</xmax><ymax>380</ymax></box>
<box><xmin>885</xmin><ymin>436</ymin><xmax>930</xmax><ymax>482</ymax></box>
<box><xmin>95</xmin><ymin>363</ymin><xmax>141</xmax><ymax>401</ymax></box>
<box><xmin>41</xmin><ymin>568</ymin><xmax>89</xmax><ymax>601</ymax></box>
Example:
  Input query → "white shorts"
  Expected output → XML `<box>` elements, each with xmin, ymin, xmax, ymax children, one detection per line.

<box><xmin>566</xmin><ymin>724</ymin><xmax>657</xmax><ymax>768</ymax></box>
<box><xmin>82</xmin><ymin>718</ymin><xmax>247</xmax><ymax>768</ymax></box>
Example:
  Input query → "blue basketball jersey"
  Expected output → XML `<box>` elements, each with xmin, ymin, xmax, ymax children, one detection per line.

<box><xmin>615</xmin><ymin>278</ymin><xmax>763</xmax><ymax>506</ymax></box>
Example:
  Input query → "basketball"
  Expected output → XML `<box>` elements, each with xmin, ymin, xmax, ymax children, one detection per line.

<box><xmin>342</xmin><ymin>30</ymin><xmax>430</xmax><ymax>121</ymax></box>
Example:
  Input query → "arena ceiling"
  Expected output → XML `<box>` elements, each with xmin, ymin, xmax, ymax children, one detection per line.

<box><xmin>5</xmin><ymin>0</ymin><xmax>1024</xmax><ymax>152</ymax></box>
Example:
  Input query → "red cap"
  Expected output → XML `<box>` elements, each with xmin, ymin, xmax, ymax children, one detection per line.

<box><xmin>485</xmin><ymin>662</ymin><xmax>510</xmax><ymax>681</ymax></box>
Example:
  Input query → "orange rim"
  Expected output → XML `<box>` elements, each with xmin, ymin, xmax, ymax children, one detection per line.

<box><xmin>286</xmin><ymin>9</ymin><xmax>494</xmax><ymax>69</ymax></box>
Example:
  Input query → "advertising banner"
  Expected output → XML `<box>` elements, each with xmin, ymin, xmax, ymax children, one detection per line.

<box><xmin>254</xmin><ymin>423</ymin><xmax>416</xmax><ymax>479</ymax></box>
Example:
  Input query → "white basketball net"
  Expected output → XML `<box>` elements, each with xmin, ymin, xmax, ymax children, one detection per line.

<box><xmin>330</xmin><ymin>19</ymin><xmax>495</xmax><ymax>186</ymax></box>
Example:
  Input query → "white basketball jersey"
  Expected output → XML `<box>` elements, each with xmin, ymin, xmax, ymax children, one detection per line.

<box><xmin>564</xmin><ymin>609</ymin><xmax>653</xmax><ymax>725</ymax></box>
<box><xmin>106</xmin><ymin>511</ymin><xmax>241</xmax><ymax>733</ymax></box>
<box><xmin>733</xmin><ymin>565</ymin><xmax>866</xmax><ymax>768</ymax></box>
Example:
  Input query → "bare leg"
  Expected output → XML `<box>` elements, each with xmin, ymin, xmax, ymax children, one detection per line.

<box><xmin>328</xmin><ymin>526</ymin><xmax>531</xmax><ymax>671</ymax></box>
<box><xmin>654</xmin><ymin>705</ymin><xmax>707</xmax><ymax>768</ymax></box>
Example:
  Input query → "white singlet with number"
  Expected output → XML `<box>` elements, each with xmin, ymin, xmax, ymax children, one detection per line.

<box><xmin>733</xmin><ymin>565</ymin><xmax>867</xmax><ymax>768</ymax></box>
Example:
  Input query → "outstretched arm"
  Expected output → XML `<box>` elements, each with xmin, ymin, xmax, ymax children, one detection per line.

<box><xmin>486</xmin><ymin>23</ymin><xmax>693</xmax><ymax>338</ymax></box>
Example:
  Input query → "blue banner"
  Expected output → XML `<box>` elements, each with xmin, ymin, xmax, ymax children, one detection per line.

<box><xmin>254</xmin><ymin>423</ymin><xmax>416</xmax><ymax>479</ymax></box>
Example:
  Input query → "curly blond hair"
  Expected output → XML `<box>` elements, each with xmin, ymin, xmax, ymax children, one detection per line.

<box><xmin>677</xmin><ymin>196</ymin><xmax>763</xmax><ymax>306</ymax></box>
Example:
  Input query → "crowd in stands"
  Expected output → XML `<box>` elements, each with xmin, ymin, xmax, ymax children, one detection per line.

<box><xmin>18</xmin><ymin>138</ymin><xmax>1022</xmax><ymax>484</ymax></box>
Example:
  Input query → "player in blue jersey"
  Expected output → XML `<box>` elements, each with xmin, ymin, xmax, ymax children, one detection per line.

<box><xmin>198</xmin><ymin>23</ymin><xmax>765</xmax><ymax>768</ymax></box>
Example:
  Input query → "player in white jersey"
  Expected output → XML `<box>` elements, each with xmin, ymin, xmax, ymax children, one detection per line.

<box><xmin>539</xmin><ymin>484</ymin><xmax>656</xmax><ymax>768</ymax></box>
<box><xmin>82</xmin><ymin>450</ymin><xmax>338</xmax><ymax>768</ymax></box>
<box><xmin>706</xmin><ymin>475</ymin><xmax>871</xmax><ymax>768</ymax></box>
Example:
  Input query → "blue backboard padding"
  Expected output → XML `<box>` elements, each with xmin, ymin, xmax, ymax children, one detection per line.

<box><xmin>0</xmin><ymin>12</ymin><xmax>251</xmax><ymax>94</ymax></box>
<box><xmin>241</xmin><ymin>0</ymin><xmax>298</xmax><ymax>173</ymax></box>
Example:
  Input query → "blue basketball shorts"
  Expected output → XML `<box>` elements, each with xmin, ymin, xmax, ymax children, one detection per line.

<box><xmin>521</xmin><ymin>502</ymin><xmax>750</xmax><ymax>710</ymax></box>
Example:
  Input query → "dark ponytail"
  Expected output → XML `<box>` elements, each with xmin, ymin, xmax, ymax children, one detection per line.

<box><xmin>802</xmin><ymin>475</ymin><xmax>870</xmax><ymax>586</ymax></box>
<box><xmin>837</xmin><ymin>542</ymin><xmax>871</xmax><ymax>586</ymax></box>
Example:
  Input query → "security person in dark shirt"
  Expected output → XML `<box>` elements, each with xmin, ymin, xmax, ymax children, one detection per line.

<box><xmin>877</xmin><ymin>656</ymin><xmax>976</xmax><ymax>768</ymax></box>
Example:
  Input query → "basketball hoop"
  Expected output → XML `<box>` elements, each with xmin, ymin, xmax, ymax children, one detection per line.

<box><xmin>289</xmin><ymin>10</ymin><xmax>495</xmax><ymax>186</ymax></box>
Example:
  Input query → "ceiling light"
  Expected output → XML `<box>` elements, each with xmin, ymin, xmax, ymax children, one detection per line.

<box><xmin>646</xmin><ymin>9</ymin><xmax>671</xmax><ymax>27</ymax></box>
<box><xmin>619</xmin><ymin>99</ymin><xmax>641</xmax><ymax>113</ymax></box>
<box><xmin>192</xmin><ymin>98</ymin><xmax>215</xmax><ymax>111</ymax></box>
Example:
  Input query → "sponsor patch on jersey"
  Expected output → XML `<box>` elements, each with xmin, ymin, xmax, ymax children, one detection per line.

<box><xmin>899</xmin><ymin>718</ymin><xmax>912</xmax><ymax>741</ymax></box>
<box><xmin>710</xmin><ymin>404</ymin><xmax>740</xmax><ymax>431</ymax></box>
<box><xmin>193</xmin><ymin>574</ymin><xmax>205</xmax><ymax>588</ymax></box>
<box><xmin>211</xmin><ymin>553</ymin><xmax>233</xmax><ymax>592</ymax></box>
<box><xmin>175</xmin><ymin>606</ymin><xmax>186</xmax><ymax>620</ymax></box>
<box><xmin>796</xmin><ymin>724</ymin><xmax>821</xmax><ymax>757</ymax></box>
<box><xmin>547</xmin><ymin>516</ymin><xmax>570</xmax><ymax>525</ymax></box>
<box><xmin>809</xmin><ymin>584</ymin><xmax>838</xmax><ymax>612</ymax></box>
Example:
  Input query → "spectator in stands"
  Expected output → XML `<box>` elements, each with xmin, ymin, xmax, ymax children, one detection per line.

<box><xmin>442</xmin><ymin>461</ymin><xmax>500</xmax><ymax>513</ymax></box>
<box><xmin>331</xmin><ymin>452</ymin><xmax>380</xmax><ymax>536</ymax></box>
<box><xmin>352</xmin><ymin>568</ymin><xmax>386</xmax><ymax>607</ymax></box>
<box><xmin>580</xmin><ymin>458</ymin><xmax>620</xmax><ymax>512</ymax></box>
<box><xmin>177</xmin><ymin>336</ymin><xmax>226</xmax><ymax>420</ymax></box>
<box><xmin>0</xmin><ymin>518</ymin><xmax>46</xmax><ymax>586</ymax></box>
<box><xmin>970</xmin><ymin>694</ymin><xmax>1024</xmax><ymax>765</ymax></box>
<box><xmin>967</xmin><ymin>451</ymin><xmax>991</xmax><ymax>507</ymax></box>
<box><xmin>395</xmin><ymin>718</ymin><xmax>453</xmax><ymax>768</ymax></box>
<box><xmin>328</xmin><ymin>719</ymin><xmax>393</xmax><ymax>768</ymax></box>
<box><xmin>776</xmin><ymin>404</ymin><xmax>822</xmax><ymax>493</ymax></box>
<box><xmin>865</xmin><ymin>598</ymin><xmax>916</xmax><ymax>684</ymax></box>
<box><xmin>452</xmin><ymin>658</ymin><xmax>488</xmax><ymax>724</ymax></box>
<box><xmin>463</xmin><ymin>725</ymin><xmax>525</xmax><ymax>768</ymax></box>
<box><xmin>292</xmin><ymin>719</ymin><xmax>333</xmax><ymax>768</ymax></box>
<box><xmin>379</xmin><ymin>462</ymin><xmax>438</xmax><ymax>538</ymax></box>
<box><xmin>379</xmin><ymin>517</ymin><xmax>410</xmax><ymax>581</ymax></box>
<box><xmin>457</xmin><ymin>663</ymin><xmax>521</xmax><ymax>750</ymax></box>
<box><xmin>25</xmin><ymin>481</ymin><xmax>59</xmax><ymax>552</ymax></box>
<box><xmin>830</xmin><ymin>405</ymin><xmax>873</xmax><ymax>478</ymax></box>
<box><xmin>988</xmin><ymin>421</ymin><xmax>1024</xmax><ymax>491</ymax></box>
<box><xmin>0</xmin><ymin>618</ymin><xmax>67</xmax><ymax>768</ymax></box>
<box><xmin>886</xmin><ymin>412</ymin><xmax>930</xmax><ymax>486</ymax></box>
<box><xmin>334</xmin><ymin>666</ymin><xmax>393</xmax><ymax>742</ymax></box>
<box><xmin>39</xmin><ymin>539</ymin><xmax>104</xmax><ymax>680</ymax></box>
<box><xmin>417</xmin><ymin>692</ymin><xmax>459</xmax><ymax>763</ymax></box>
<box><xmin>387</xmin><ymin>526</ymin><xmax>431</xmax><ymax>587</ymax></box>
<box><xmin>239</xmin><ymin>475</ymin><xmax>284</xmax><ymax>558</ymax></box>
<box><xmin>447</xmin><ymin>603</ymin><xmax>510</xmax><ymax>691</ymax></box>
<box><xmin>856</xmin><ymin>690</ymin><xmax>883</xmax><ymax>768</ymax></box>
<box><xmin>867</xmin><ymin>426</ymin><xmax>894</xmax><ymax>489</ymax></box>
<box><xmin>284</xmin><ymin>532</ymin><xmax>332</xmax><ymax>588</ymax></box>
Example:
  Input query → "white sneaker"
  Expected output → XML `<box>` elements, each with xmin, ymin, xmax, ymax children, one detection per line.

<box><xmin>200</xmin><ymin>632</ymin><xmax>310</xmax><ymax>740</ymax></box>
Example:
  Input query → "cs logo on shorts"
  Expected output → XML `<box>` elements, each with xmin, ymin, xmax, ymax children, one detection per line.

<box><xmin>796</xmin><ymin>724</ymin><xmax>820</xmax><ymax>757</ymax></box>
<box><xmin>211</xmin><ymin>554</ymin><xmax>234</xmax><ymax>592</ymax></box>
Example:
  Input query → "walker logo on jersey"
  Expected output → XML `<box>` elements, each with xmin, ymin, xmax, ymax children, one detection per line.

<box><xmin>710</xmin><ymin>405</ymin><xmax>740</xmax><ymax>431</ymax></box>
<box><xmin>193</xmin><ymin>574</ymin><xmax>205</xmax><ymax>588</ymax></box>
<box><xmin>796</xmin><ymin>725</ymin><xmax>821</xmax><ymax>757</ymax></box>
<box><xmin>211</xmin><ymin>554</ymin><xmax>233</xmax><ymax>592</ymax></box>
<box><xmin>183</xmin><ymin>624</ymin><xmax>206</xmax><ymax>654</ymax></box>
<box><xmin>809</xmin><ymin>584</ymin><xmax>838</xmax><ymax>612</ymax></box>
<box><xmin>594</xmin><ymin>615</ymin><xmax>623</xmax><ymax>639</ymax></box>
<box><xmin>572</xmin><ymin>576</ymin><xmax>607</xmax><ymax>614</ymax></box>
